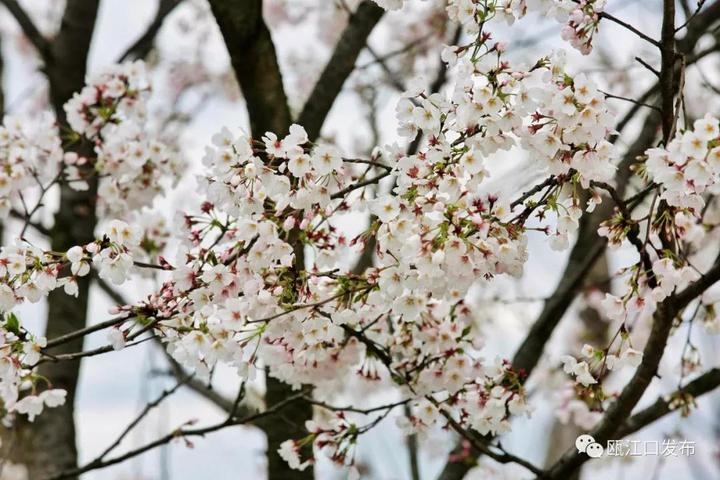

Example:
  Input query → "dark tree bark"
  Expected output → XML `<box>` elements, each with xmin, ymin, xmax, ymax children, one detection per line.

<box><xmin>207</xmin><ymin>2</ymin><xmax>387</xmax><ymax>478</ymax></box>
<box><xmin>297</xmin><ymin>1</ymin><xmax>384</xmax><ymax>141</ymax></box>
<box><xmin>8</xmin><ymin>2</ymin><xmax>101</xmax><ymax>479</ymax></box>
<box><xmin>119</xmin><ymin>0</ymin><xmax>182</xmax><ymax>62</ymax></box>
<box><xmin>207</xmin><ymin>2</ymin><xmax>310</xmax><ymax>478</ymax></box>
<box><xmin>208</xmin><ymin>0</ymin><xmax>291</xmax><ymax>137</ymax></box>
<box><xmin>0</xmin><ymin>0</ymin><xmax>51</xmax><ymax>59</ymax></box>
<box><xmin>45</xmin><ymin>0</ymin><xmax>100</xmax><ymax>122</ymax></box>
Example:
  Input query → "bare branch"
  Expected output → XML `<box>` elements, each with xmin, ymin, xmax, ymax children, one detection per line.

<box><xmin>545</xmin><ymin>257</ymin><xmax>720</xmax><ymax>478</ymax></box>
<box><xmin>297</xmin><ymin>1</ymin><xmax>384</xmax><ymax>141</ymax></box>
<box><xmin>44</xmin><ymin>314</ymin><xmax>132</xmax><ymax>350</ymax></box>
<box><xmin>9</xmin><ymin>209</ymin><xmax>50</xmax><ymax>236</ymax></box>
<box><xmin>118</xmin><ymin>0</ymin><xmax>182</xmax><ymax>62</ymax></box>
<box><xmin>600</xmin><ymin>11</ymin><xmax>661</xmax><ymax>48</ymax></box>
<box><xmin>207</xmin><ymin>0</ymin><xmax>291</xmax><ymax>136</ymax></box>
<box><xmin>437</xmin><ymin>407</ymin><xmax>548</xmax><ymax>478</ymax></box>
<box><xmin>617</xmin><ymin>368</ymin><xmax>720</xmax><ymax>438</ymax></box>
<box><xmin>45</xmin><ymin>392</ymin><xmax>304</xmax><ymax>480</ymax></box>
<box><xmin>659</xmin><ymin>0</ymin><xmax>677</xmax><ymax>141</ymax></box>
<box><xmin>95</xmin><ymin>376</ymin><xmax>189</xmax><ymax>462</ymax></box>
<box><xmin>0</xmin><ymin>0</ymin><xmax>51</xmax><ymax>60</ymax></box>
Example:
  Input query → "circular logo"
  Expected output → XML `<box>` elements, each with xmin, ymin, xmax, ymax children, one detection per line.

<box><xmin>575</xmin><ymin>434</ymin><xmax>595</xmax><ymax>453</ymax></box>
<box><xmin>586</xmin><ymin>442</ymin><xmax>604</xmax><ymax>458</ymax></box>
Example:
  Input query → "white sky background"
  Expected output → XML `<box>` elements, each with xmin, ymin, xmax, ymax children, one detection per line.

<box><xmin>2</xmin><ymin>0</ymin><xmax>720</xmax><ymax>479</ymax></box>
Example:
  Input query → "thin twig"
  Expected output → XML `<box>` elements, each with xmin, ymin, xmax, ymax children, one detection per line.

<box><xmin>45</xmin><ymin>392</ymin><xmax>304</xmax><ymax>480</ymax></box>
<box><xmin>600</xmin><ymin>11</ymin><xmax>661</xmax><ymax>48</ymax></box>
<box><xmin>44</xmin><ymin>314</ymin><xmax>133</xmax><ymax>349</ymax></box>
<box><xmin>96</xmin><ymin>376</ymin><xmax>190</xmax><ymax>461</ymax></box>
<box><xmin>0</xmin><ymin>0</ymin><xmax>51</xmax><ymax>59</ymax></box>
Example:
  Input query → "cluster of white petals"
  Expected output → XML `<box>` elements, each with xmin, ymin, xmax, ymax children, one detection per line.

<box><xmin>0</xmin><ymin>0</ymin><xmax>621</xmax><ymax>469</ymax></box>
<box><xmin>0</xmin><ymin>220</ymin><xmax>140</xmax><ymax>310</ymax></box>
<box><xmin>65</xmin><ymin>61</ymin><xmax>184</xmax><ymax>216</ymax></box>
<box><xmin>375</xmin><ymin>0</ymin><xmax>606</xmax><ymax>54</ymax></box>
<box><xmin>119</xmin><ymin>1</ymin><xmax>623</xmax><ymax>469</ymax></box>
<box><xmin>646</xmin><ymin>114</ymin><xmax>720</xmax><ymax>213</ymax></box>
<box><xmin>6</xmin><ymin>0</ymin><xmax>719</xmax><ymax>474</ymax></box>
<box><xmin>0</xmin><ymin>114</ymin><xmax>64</xmax><ymax>219</ymax></box>
<box><xmin>0</xmin><ymin>315</ymin><xmax>66</xmax><ymax>422</ymax></box>
<box><xmin>0</xmin><ymin>218</ymin><xmax>143</xmax><ymax>418</ymax></box>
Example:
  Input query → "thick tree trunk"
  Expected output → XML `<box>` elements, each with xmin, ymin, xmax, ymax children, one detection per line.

<box><xmin>18</xmin><ymin>180</ymin><xmax>97</xmax><ymax>479</ymax></box>
<box><xmin>46</xmin><ymin>1</ymin><xmax>100</xmax><ymax>122</ymax></box>
<box><xmin>256</xmin><ymin>236</ymin><xmax>314</xmax><ymax>480</ymax></box>
<box><xmin>9</xmin><ymin>2</ymin><xmax>100</xmax><ymax>478</ymax></box>
<box><xmin>207</xmin><ymin>3</ymin><xmax>312</xmax><ymax>478</ymax></box>
<box><xmin>208</xmin><ymin>2</ymin><xmax>385</xmax><ymax>476</ymax></box>
<box><xmin>258</xmin><ymin>379</ymin><xmax>314</xmax><ymax>480</ymax></box>
<box><xmin>207</xmin><ymin>0</ymin><xmax>291</xmax><ymax>137</ymax></box>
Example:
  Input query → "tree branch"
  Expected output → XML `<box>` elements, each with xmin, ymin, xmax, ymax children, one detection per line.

<box><xmin>207</xmin><ymin>0</ymin><xmax>291</xmax><ymax>137</ymax></box>
<box><xmin>677</xmin><ymin>0</ymin><xmax>720</xmax><ymax>52</ymax></box>
<box><xmin>600</xmin><ymin>11</ymin><xmax>661</xmax><ymax>48</ymax></box>
<box><xmin>95</xmin><ymin>278</ymin><xmax>252</xmax><ymax>416</ymax></box>
<box><xmin>544</xmin><ymin>257</ymin><xmax>720</xmax><ymax>478</ymax></box>
<box><xmin>437</xmin><ymin>407</ymin><xmax>548</xmax><ymax>478</ymax></box>
<box><xmin>0</xmin><ymin>0</ymin><xmax>51</xmax><ymax>60</ymax></box>
<box><xmin>118</xmin><ymin>0</ymin><xmax>182</xmax><ymax>62</ymax></box>
<box><xmin>296</xmin><ymin>1</ymin><xmax>384</xmax><ymax>141</ymax></box>
<box><xmin>617</xmin><ymin>368</ymin><xmax>720</xmax><ymax>438</ymax></box>
<box><xmin>45</xmin><ymin>392</ymin><xmax>303</xmax><ymax>480</ymax></box>
<box><xmin>95</xmin><ymin>376</ymin><xmax>189</xmax><ymax>462</ymax></box>
<box><xmin>659</xmin><ymin>0</ymin><xmax>677</xmax><ymax>141</ymax></box>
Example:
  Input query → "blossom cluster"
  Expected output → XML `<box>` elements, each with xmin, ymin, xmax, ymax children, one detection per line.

<box><xmin>0</xmin><ymin>220</ymin><xmax>143</xmax><ymax>418</ymax></box>
<box><xmin>157</xmin><ymin>124</ymin><xmax>354</xmax><ymax>383</ymax></box>
<box><xmin>64</xmin><ymin>61</ymin><xmax>184</xmax><ymax>217</ymax></box>
<box><xmin>277</xmin><ymin>360</ymin><xmax>529</xmax><ymax>471</ymax></box>
<box><xmin>551</xmin><ymin>340</ymin><xmax>643</xmax><ymax>430</ymax></box>
<box><xmin>557</xmin><ymin>119</ymin><xmax>720</xmax><ymax>430</ymax></box>
<box><xmin>0</xmin><ymin>244</ymin><xmax>60</xmax><ymax>308</ymax></box>
<box><xmin>0</xmin><ymin>220</ymin><xmax>140</xmax><ymax>312</ymax></box>
<box><xmin>377</xmin><ymin>0</ymin><xmax>606</xmax><ymax>54</ymax></box>
<box><xmin>645</xmin><ymin>114</ymin><xmax>720</xmax><ymax>213</ymax></box>
<box><xmin>560</xmin><ymin>342</ymin><xmax>643</xmax><ymax>388</ymax></box>
<box><xmin>402</xmin><ymin>39</ymin><xmax>616</xmax><ymax>250</ymax></box>
<box><xmin>278</xmin><ymin>416</ymin><xmax>363</xmax><ymax>472</ymax></box>
<box><xmin>120</xmin><ymin>1</ymin><xmax>622</xmax><ymax>467</ymax></box>
<box><xmin>557</xmin><ymin>0</ymin><xmax>605</xmax><ymax>54</ymax></box>
<box><xmin>0</xmin><ymin>0</ymin><xmax>668</xmax><ymax>475</ymax></box>
<box><xmin>402</xmin><ymin>358</ymin><xmax>529</xmax><ymax>437</ymax></box>
<box><xmin>46</xmin><ymin>0</ymin><xmax>619</xmax><ymax>470</ymax></box>
<box><xmin>0</xmin><ymin>313</ymin><xmax>66</xmax><ymax>422</ymax></box>
<box><xmin>0</xmin><ymin>114</ymin><xmax>64</xmax><ymax>219</ymax></box>
<box><xmin>111</xmin><ymin>106</ymin><xmax>545</xmax><ymax>470</ymax></box>
<box><xmin>0</xmin><ymin>61</ymin><xmax>181</xmax><ymax>233</ymax></box>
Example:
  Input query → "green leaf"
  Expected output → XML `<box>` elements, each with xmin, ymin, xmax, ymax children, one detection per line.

<box><xmin>5</xmin><ymin>312</ymin><xmax>20</xmax><ymax>334</ymax></box>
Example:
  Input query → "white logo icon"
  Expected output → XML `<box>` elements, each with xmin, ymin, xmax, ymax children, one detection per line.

<box><xmin>576</xmin><ymin>434</ymin><xmax>604</xmax><ymax>458</ymax></box>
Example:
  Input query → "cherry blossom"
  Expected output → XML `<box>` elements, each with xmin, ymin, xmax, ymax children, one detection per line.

<box><xmin>1</xmin><ymin>0</ymin><xmax>719</xmax><ymax>477</ymax></box>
